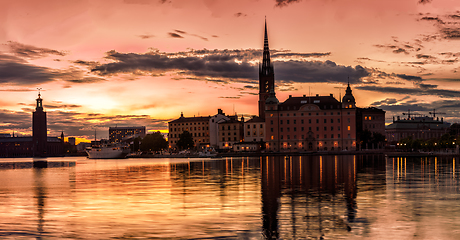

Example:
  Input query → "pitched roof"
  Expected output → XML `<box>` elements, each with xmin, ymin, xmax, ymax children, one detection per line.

<box><xmin>279</xmin><ymin>95</ymin><xmax>341</xmax><ymax>111</ymax></box>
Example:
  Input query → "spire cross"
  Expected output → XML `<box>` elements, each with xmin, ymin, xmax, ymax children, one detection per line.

<box><xmin>37</xmin><ymin>88</ymin><xmax>42</xmax><ymax>98</ymax></box>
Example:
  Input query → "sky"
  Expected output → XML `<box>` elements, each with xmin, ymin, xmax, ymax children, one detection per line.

<box><xmin>0</xmin><ymin>0</ymin><xmax>459</xmax><ymax>142</ymax></box>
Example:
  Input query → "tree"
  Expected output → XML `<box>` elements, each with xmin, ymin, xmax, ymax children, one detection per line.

<box><xmin>176</xmin><ymin>131</ymin><xmax>194</xmax><ymax>150</ymax></box>
<box><xmin>140</xmin><ymin>132</ymin><xmax>168</xmax><ymax>152</ymax></box>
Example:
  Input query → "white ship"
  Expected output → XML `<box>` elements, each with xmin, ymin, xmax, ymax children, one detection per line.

<box><xmin>86</xmin><ymin>144</ymin><xmax>130</xmax><ymax>159</ymax></box>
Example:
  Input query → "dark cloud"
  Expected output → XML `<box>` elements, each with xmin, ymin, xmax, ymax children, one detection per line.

<box><xmin>272</xmin><ymin>52</ymin><xmax>331</xmax><ymax>58</ymax></box>
<box><xmin>91</xmin><ymin>49</ymin><xmax>370</xmax><ymax>85</ymax></box>
<box><xmin>234</xmin><ymin>12</ymin><xmax>247</xmax><ymax>17</ymax></box>
<box><xmin>6</xmin><ymin>41</ymin><xmax>66</xmax><ymax>59</ymax></box>
<box><xmin>275</xmin><ymin>0</ymin><xmax>302</xmax><ymax>7</ymax></box>
<box><xmin>138</xmin><ymin>34</ymin><xmax>154</xmax><ymax>39</ymax></box>
<box><xmin>420</xmin><ymin>16</ymin><xmax>445</xmax><ymax>24</ymax></box>
<box><xmin>275</xmin><ymin>60</ymin><xmax>369</xmax><ymax>84</ymax></box>
<box><xmin>357</xmin><ymin>85</ymin><xmax>460</xmax><ymax>99</ymax></box>
<box><xmin>418</xmin><ymin>0</ymin><xmax>432</xmax><ymax>4</ymax></box>
<box><xmin>175</xmin><ymin>29</ymin><xmax>186</xmax><ymax>34</ymax></box>
<box><xmin>168</xmin><ymin>32</ymin><xmax>183</xmax><ymax>38</ymax></box>
<box><xmin>0</xmin><ymin>54</ymin><xmax>56</xmax><ymax>85</ymax></box>
<box><xmin>416</xmin><ymin>54</ymin><xmax>436</xmax><ymax>59</ymax></box>
<box><xmin>440</xmin><ymin>27</ymin><xmax>460</xmax><ymax>39</ymax></box>
<box><xmin>396</xmin><ymin>74</ymin><xmax>423</xmax><ymax>81</ymax></box>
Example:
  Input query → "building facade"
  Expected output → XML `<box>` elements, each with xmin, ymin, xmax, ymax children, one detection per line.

<box><xmin>264</xmin><ymin>92</ymin><xmax>357</xmax><ymax>152</ymax></box>
<box><xmin>386</xmin><ymin>116</ymin><xmax>450</xmax><ymax>143</ymax></box>
<box><xmin>217</xmin><ymin>116</ymin><xmax>244</xmax><ymax>150</ymax></box>
<box><xmin>168</xmin><ymin>113</ymin><xmax>210</xmax><ymax>150</ymax></box>
<box><xmin>244</xmin><ymin>116</ymin><xmax>265</xmax><ymax>143</ymax></box>
<box><xmin>109</xmin><ymin>126</ymin><xmax>146</xmax><ymax>143</ymax></box>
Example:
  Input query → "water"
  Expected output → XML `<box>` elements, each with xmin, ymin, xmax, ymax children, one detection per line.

<box><xmin>1</xmin><ymin>155</ymin><xmax>460</xmax><ymax>239</ymax></box>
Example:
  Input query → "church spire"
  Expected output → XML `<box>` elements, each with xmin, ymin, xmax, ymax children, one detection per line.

<box><xmin>262</xmin><ymin>17</ymin><xmax>271</xmax><ymax>75</ymax></box>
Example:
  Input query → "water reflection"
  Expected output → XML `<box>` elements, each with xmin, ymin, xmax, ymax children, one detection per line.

<box><xmin>261</xmin><ymin>155</ymin><xmax>386</xmax><ymax>239</ymax></box>
<box><xmin>1</xmin><ymin>155</ymin><xmax>460</xmax><ymax>239</ymax></box>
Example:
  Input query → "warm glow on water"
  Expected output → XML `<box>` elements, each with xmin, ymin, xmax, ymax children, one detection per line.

<box><xmin>1</xmin><ymin>155</ymin><xmax>460</xmax><ymax>239</ymax></box>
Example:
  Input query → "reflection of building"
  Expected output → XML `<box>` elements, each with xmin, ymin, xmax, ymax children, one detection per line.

<box><xmin>109</xmin><ymin>126</ymin><xmax>146</xmax><ymax>143</ymax></box>
<box><xmin>386</xmin><ymin>115</ymin><xmax>450</xmax><ymax>143</ymax></box>
<box><xmin>261</xmin><ymin>155</ymin><xmax>386</xmax><ymax>239</ymax></box>
<box><xmin>168</xmin><ymin>113</ymin><xmax>210</xmax><ymax>149</ymax></box>
<box><xmin>0</xmin><ymin>92</ymin><xmax>64</xmax><ymax>157</ymax></box>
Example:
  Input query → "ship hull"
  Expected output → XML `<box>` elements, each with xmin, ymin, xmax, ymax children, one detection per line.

<box><xmin>86</xmin><ymin>147</ymin><xmax>130</xmax><ymax>159</ymax></box>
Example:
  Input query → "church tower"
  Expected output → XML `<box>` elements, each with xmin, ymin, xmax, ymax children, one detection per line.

<box><xmin>258</xmin><ymin>19</ymin><xmax>275</xmax><ymax>118</ymax></box>
<box><xmin>33</xmin><ymin>90</ymin><xmax>47</xmax><ymax>157</ymax></box>
<box><xmin>342</xmin><ymin>82</ymin><xmax>356</xmax><ymax>109</ymax></box>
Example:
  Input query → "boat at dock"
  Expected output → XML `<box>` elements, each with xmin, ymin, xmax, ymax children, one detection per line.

<box><xmin>86</xmin><ymin>144</ymin><xmax>130</xmax><ymax>159</ymax></box>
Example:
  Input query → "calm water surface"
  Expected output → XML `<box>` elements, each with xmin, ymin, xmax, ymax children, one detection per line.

<box><xmin>1</xmin><ymin>155</ymin><xmax>460</xmax><ymax>239</ymax></box>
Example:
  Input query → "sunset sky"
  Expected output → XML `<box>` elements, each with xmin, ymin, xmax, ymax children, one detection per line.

<box><xmin>1</xmin><ymin>0</ymin><xmax>459</xmax><ymax>142</ymax></box>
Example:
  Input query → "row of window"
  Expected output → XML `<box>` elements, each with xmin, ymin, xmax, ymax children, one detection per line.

<box><xmin>246</xmin><ymin>131</ymin><xmax>264</xmax><ymax>136</ymax></box>
<box><xmin>271</xmin><ymin>111</ymin><xmax>351</xmax><ymax>117</ymax></box>
<box><xmin>246</xmin><ymin>124</ymin><xmax>264</xmax><ymax>129</ymax></box>
<box><xmin>171</xmin><ymin>122</ymin><xmax>208</xmax><ymax>126</ymax></box>
<box><xmin>222</xmin><ymin>137</ymin><xmax>239</xmax><ymax>141</ymax></box>
<box><xmin>170</xmin><ymin>127</ymin><xmax>209</xmax><ymax>132</ymax></box>
<box><xmin>170</xmin><ymin>132</ymin><xmax>210</xmax><ymax>138</ymax></box>
<box><xmin>222</xmin><ymin>125</ymin><xmax>240</xmax><ymax>130</ymax></box>
<box><xmin>275</xmin><ymin>133</ymin><xmax>352</xmax><ymax>140</ymax></box>
<box><xmin>272</xmin><ymin>125</ymin><xmax>351</xmax><ymax>133</ymax></box>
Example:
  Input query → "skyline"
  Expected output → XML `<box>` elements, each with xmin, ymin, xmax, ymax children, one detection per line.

<box><xmin>1</xmin><ymin>0</ymin><xmax>460</xmax><ymax>141</ymax></box>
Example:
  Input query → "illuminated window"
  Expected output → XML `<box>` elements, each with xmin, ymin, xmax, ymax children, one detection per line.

<box><xmin>369</xmin><ymin>116</ymin><xmax>372</xmax><ymax>120</ymax></box>
<box><xmin>348</xmin><ymin>126</ymin><xmax>351</xmax><ymax>131</ymax></box>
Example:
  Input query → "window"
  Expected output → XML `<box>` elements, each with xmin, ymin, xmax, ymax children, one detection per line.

<box><xmin>280</xmin><ymin>120</ymin><xmax>283</xmax><ymax>124</ymax></box>
<box><xmin>228</xmin><ymin>137</ymin><xmax>231</xmax><ymax>141</ymax></box>
<box><xmin>301</xmin><ymin>127</ymin><xmax>304</xmax><ymax>131</ymax></box>
<box><xmin>316</xmin><ymin>127</ymin><xmax>319</xmax><ymax>131</ymax></box>
<box><xmin>270</xmin><ymin>120</ymin><xmax>273</xmax><ymax>124</ymax></box>
<box><xmin>222</xmin><ymin>126</ymin><xmax>225</xmax><ymax>130</ymax></box>
<box><xmin>281</xmin><ymin>128</ymin><xmax>283</xmax><ymax>132</ymax></box>
<box><xmin>294</xmin><ymin>120</ymin><xmax>296</xmax><ymax>124</ymax></box>
<box><xmin>331</xmin><ymin>119</ymin><xmax>334</xmax><ymax>123</ymax></box>
<box><xmin>331</xmin><ymin>134</ymin><xmax>334</xmax><ymax>138</ymax></box>
<box><xmin>302</xmin><ymin>119</ymin><xmax>304</xmax><ymax>124</ymax></box>
<box><xmin>348</xmin><ymin>126</ymin><xmax>351</xmax><ymax>131</ymax></box>
<box><xmin>222</xmin><ymin>137</ymin><xmax>225</xmax><ymax>141</ymax></box>
<box><xmin>228</xmin><ymin>126</ymin><xmax>230</xmax><ymax>130</ymax></box>
<box><xmin>287</xmin><ymin>135</ymin><xmax>290</xmax><ymax>140</ymax></box>
<box><xmin>294</xmin><ymin>127</ymin><xmax>297</xmax><ymax>131</ymax></box>
<box><xmin>365</xmin><ymin>116</ymin><xmax>368</xmax><ymax>120</ymax></box>
<box><xmin>324</xmin><ymin>134</ymin><xmax>327</xmax><ymax>138</ymax></box>
<box><xmin>287</xmin><ymin>127</ymin><xmax>290</xmax><ymax>132</ymax></box>
<box><xmin>324</xmin><ymin>119</ymin><xmax>327</xmax><ymax>123</ymax></box>
<box><xmin>260</xmin><ymin>124</ymin><xmax>263</xmax><ymax>128</ymax></box>
<box><xmin>316</xmin><ymin>119</ymin><xmax>319</xmax><ymax>124</ymax></box>
<box><xmin>271</xmin><ymin>128</ymin><xmax>274</xmax><ymax>132</ymax></box>
<box><xmin>331</xmin><ymin>126</ymin><xmax>334</xmax><ymax>131</ymax></box>
<box><xmin>234</xmin><ymin>137</ymin><xmax>237</xmax><ymax>141</ymax></box>
<box><xmin>369</xmin><ymin>116</ymin><xmax>372</xmax><ymax>120</ymax></box>
<box><xmin>247</xmin><ymin>131</ymin><xmax>250</xmax><ymax>136</ymax></box>
<box><xmin>338</xmin><ymin>119</ymin><xmax>340</xmax><ymax>123</ymax></box>
<box><xmin>309</xmin><ymin>119</ymin><xmax>311</xmax><ymax>124</ymax></box>
<box><xmin>324</xmin><ymin>126</ymin><xmax>327</xmax><ymax>131</ymax></box>
<box><xmin>253</xmin><ymin>124</ymin><xmax>256</xmax><ymax>128</ymax></box>
<box><xmin>287</xmin><ymin>120</ymin><xmax>290</xmax><ymax>124</ymax></box>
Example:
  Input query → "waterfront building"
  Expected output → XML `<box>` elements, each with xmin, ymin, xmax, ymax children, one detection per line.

<box><xmin>168</xmin><ymin>113</ymin><xmax>210</xmax><ymax>150</ymax></box>
<box><xmin>244</xmin><ymin>116</ymin><xmax>265</xmax><ymax>143</ymax></box>
<box><xmin>0</xmin><ymin>92</ymin><xmax>64</xmax><ymax>157</ymax></box>
<box><xmin>264</xmin><ymin>91</ymin><xmax>357</xmax><ymax>152</ymax></box>
<box><xmin>386</xmin><ymin>115</ymin><xmax>450</xmax><ymax>143</ymax></box>
<box><xmin>209</xmin><ymin>109</ymin><xmax>230</xmax><ymax>148</ymax></box>
<box><xmin>33</xmin><ymin>91</ymin><xmax>47</xmax><ymax>156</ymax></box>
<box><xmin>109</xmin><ymin>126</ymin><xmax>146</xmax><ymax>143</ymax></box>
<box><xmin>356</xmin><ymin>107</ymin><xmax>386</xmax><ymax>149</ymax></box>
<box><xmin>217</xmin><ymin>115</ymin><xmax>244</xmax><ymax>150</ymax></box>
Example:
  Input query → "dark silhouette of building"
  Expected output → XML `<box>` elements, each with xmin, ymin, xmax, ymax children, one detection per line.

<box><xmin>33</xmin><ymin>91</ymin><xmax>47</xmax><ymax>157</ymax></box>
<box><xmin>258</xmin><ymin>19</ymin><xmax>275</xmax><ymax>118</ymax></box>
<box><xmin>0</xmin><ymin>92</ymin><xmax>64</xmax><ymax>157</ymax></box>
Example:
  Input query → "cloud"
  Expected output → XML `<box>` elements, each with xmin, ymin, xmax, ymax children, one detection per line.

<box><xmin>138</xmin><ymin>34</ymin><xmax>154</xmax><ymax>39</ymax></box>
<box><xmin>168</xmin><ymin>32</ymin><xmax>183</xmax><ymax>38</ymax></box>
<box><xmin>0</xmin><ymin>54</ymin><xmax>56</xmax><ymax>85</ymax></box>
<box><xmin>357</xmin><ymin>85</ymin><xmax>460</xmax><ymax>99</ymax></box>
<box><xmin>90</xmin><ymin>49</ymin><xmax>370</xmax><ymax>85</ymax></box>
<box><xmin>396</xmin><ymin>74</ymin><xmax>423</xmax><ymax>81</ymax></box>
<box><xmin>234</xmin><ymin>12</ymin><xmax>247</xmax><ymax>17</ymax></box>
<box><xmin>6</xmin><ymin>41</ymin><xmax>66</xmax><ymax>59</ymax></box>
<box><xmin>275</xmin><ymin>0</ymin><xmax>302</xmax><ymax>7</ymax></box>
<box><xmin>418</xmin><ymin>0</ymin><xmax>432</xmax><ymax>4</ymax></box>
